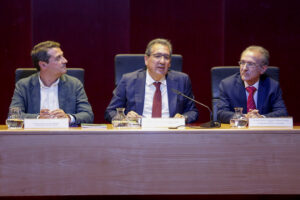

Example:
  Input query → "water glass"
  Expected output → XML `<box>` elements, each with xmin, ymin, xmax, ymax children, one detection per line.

<box><xmin>6</xmin><ymin>107</ymin><xmax>24</xmax><ymax>129</ymax></box>
<box><xmin>230</xmin><ymin>107</ymin><xmax>248</xmax><ymax>128</ymax></box>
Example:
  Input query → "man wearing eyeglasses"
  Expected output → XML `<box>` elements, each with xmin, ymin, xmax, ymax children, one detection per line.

<box><xmin>105</xmin><ymin>38</ymin><xmax>199</xmax><ymax>123</ymax></box>
<box><xmin>217</xmin><ymin>45</ymin><xmax>288</xmax><ymax>123</ymax></box>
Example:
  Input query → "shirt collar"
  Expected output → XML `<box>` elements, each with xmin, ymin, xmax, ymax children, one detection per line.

<box><xmin>146</xmin><ymin>69</ymin><xmax>166</xmax><ymax>86</ymax></box>
<box><xmin>39</xmin><ymin>72</ymin><xmax>60</xmax><ymax>88</ymax></box>
<box><xmin>244</xmin><ymin>79</ymin><xmax>259</xmax><ymax>90</ymax></box>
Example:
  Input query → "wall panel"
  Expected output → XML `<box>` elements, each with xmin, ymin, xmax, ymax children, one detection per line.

<box><xmin>31</xmin><ymin>0</ymin><xmax>130</xmax><ymax>123</ymax></box>
<box><xmin>224</xmin><ymin>0</ymin><xmax>300</xmax><ymax>120</ymax></box>
<box><xmin>0</xmin><ymin>0</ymin><xmax>299</xmax><ymax>124</ymax></box>
<box><xmin>0</xmin><ymin>0</ymin><xmax>32</xmax><ymax>121</ymax></box>
<box><xmin>130</xmin><ymin>0</ymin><xmax>224</xmax><ymax>122</ymax></box>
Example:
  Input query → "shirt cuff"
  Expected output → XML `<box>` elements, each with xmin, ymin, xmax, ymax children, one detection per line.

<box><xmin>68</xmin><ymin>114</ymin><xmax>75</xmax><ymax>124</ymax></box>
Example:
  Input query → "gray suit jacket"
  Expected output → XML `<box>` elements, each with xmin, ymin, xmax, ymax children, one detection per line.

<box><xmin>9</xmin><ymin>73</ymin><xmax>94</xmax><ymax>125</ymax></box>
<box><xmin>104</xmin><ymin>68</ymin><xmax>199</xmax><ymax>123</ymax></box>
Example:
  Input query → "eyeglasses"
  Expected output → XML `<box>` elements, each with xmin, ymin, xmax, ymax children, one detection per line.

<box><xmin>151</xmin><ymin>53</ymin><xmax>171</xmax><ymax>60</ymax></box>
<box><xmin>238</xmin><ymin>60</ymin><xmax>261</xmax><ymax>69</ymax></box>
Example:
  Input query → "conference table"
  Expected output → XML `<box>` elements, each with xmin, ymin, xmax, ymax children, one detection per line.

<box><xmin>1</xmin><ymin>124</ymin><xmax>300</xmax><ymax>198</ymax></box>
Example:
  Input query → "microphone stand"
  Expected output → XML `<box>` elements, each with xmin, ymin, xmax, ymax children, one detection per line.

<box><xmin>172</xmin><ymin>89</ymin><xmax>220</xmax><ymax>128</ymax></box>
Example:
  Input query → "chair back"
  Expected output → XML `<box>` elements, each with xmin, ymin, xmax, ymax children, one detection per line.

<box><xmin>15</xmin><ymin>68</ymin><xmax>85</xmax><ymax>85</ymax></box>
<box><xmin>211</xmin><ymin>66</ymin><xmax>280</xmax><ymax>121</ymax></box>
<box><xmin>114</xmin><ymin>54</ymin><xmax>182</xmax><ymax>85</ymax></box>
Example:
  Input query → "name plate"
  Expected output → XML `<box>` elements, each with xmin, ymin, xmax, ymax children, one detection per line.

<box><xmin>142</xmin><ymin>118</ymin><xmax>185</xmax><ymax>128</ymax></box>
<box><xmin>24</xmin><ymin>118</ymin><xmax>69</xmax><ymax>129</ymax></box>
<box><xmin>248</xmin><ymin>117</ymin><xmax>293</xmax><ymax>129</ymax></box>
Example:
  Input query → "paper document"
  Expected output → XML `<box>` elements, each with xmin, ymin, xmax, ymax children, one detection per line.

<box><xmin>81</xmin><ymin>123</ymin><xmax>107</xmax><ymax>129</ymax></box>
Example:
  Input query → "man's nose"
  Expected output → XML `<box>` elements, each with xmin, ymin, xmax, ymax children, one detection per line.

<box><xmin>241</xmin><ymin>63</ymin><xmax>249</xmax><ymax>70</ymax></box>
<box><xmin>159</xmin><ymin>56</ymin><xmax>166</xmax><ymax>63</ymax></box>
<box><xmin>63</xmin><ymin>57</ymin><xmax>68</xmax><ymax>63</ymax></box>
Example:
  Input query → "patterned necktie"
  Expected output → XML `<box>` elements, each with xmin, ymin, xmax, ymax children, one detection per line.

<box><xmin>246</xmin><ymin>86</ymin><xmax>257</xmax><ymax>112</ymax></box>
<box><xmin>152</xmin><ymin>82</ymin><xmax>162</xmax><ymax>118</ymax></box>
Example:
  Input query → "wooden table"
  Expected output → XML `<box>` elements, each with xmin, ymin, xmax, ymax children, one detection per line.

<box><xmin>1</xmin><ymin>125</ymin><xmax>300</xmax><ymax>197</ymax></box>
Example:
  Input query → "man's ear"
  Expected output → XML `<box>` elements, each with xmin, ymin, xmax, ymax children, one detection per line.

<box><xmin>144</xmin><ymin>55</ymin><xmax>149</xmax><ymax>66</ymax></box>
<box><xmin>38</xmin><ymin>61</ymin><xmax>47</xmax><ymax>70</ymax></box>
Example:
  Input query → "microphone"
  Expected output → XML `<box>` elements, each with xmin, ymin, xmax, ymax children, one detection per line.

<box><xmin>172</xmin><ymin>88</ymin><xmax>220</xmax><ymax>128</ymax></box>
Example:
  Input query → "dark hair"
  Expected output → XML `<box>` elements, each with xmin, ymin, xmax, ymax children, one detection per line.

<box><xmin>145</xmin><ymin>38</ymin><xmax>172</xmax><ymax>56</ymax></box>
<box><xmin>241</xmin><ymin>45</ymin><xmax>270</xmax><ymax>66</ymax></box>
<box><xmin>31</xmin><ymin>41</ymin><xmax>60</xmax><ymax>71</ymax></box>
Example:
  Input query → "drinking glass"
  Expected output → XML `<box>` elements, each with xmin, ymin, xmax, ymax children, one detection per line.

<box><xmin>112</xmin><ymin>108</ymin><xmax>129</xmax><ymax>128</ymax></box>
<box><xmin>6</xmin><ymin>107</ymin><xmax>24</xmax><ymax>129</ymax></box>
<box><xmin>230</xmin><ymin>107</ymin><xmax>248</xmax><ymax>128</ymax></box>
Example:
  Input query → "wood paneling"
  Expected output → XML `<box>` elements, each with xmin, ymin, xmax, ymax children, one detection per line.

<box><xmin>224</xmin><ymin>0</ymin><xmax>300</xmax><ymax>121</ymax></box>
<box><xmin>0</xmin><ymin>0</ymin><xmax>299</xmax><ymax>124</ymax></box>
<box><xmin>1</xmin><ymin>127</ymin><xmax>300</xmax><ymax>195</ymax></box>
<box><xmin>0</xmin><ymin>0</ymin><xmax>32</xmax><ymax>117</ymax></box>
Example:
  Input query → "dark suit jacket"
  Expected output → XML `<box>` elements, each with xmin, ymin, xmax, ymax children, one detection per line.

<box><xmin>217</xmin><ymin>73</ymin><xmax>288</xmax><ymax>123</ymax></box>
<box><xmin>104</xmin><ymin>68</ymin><xmax>199</xmax><ymax>123</ymax></box>
<box><xmin>9</xmin><ymin>73</ymin><xmax>94</xmax><ymax>125</ymax></box>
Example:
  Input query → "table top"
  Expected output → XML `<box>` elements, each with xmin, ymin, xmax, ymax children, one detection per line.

<box><xmin>1</xmin><ymin>124</ymin><xmax>300</xmax><ymax>135</ymax></box>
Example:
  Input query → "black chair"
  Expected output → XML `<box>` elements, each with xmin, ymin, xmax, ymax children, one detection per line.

<box><xmin>211</xmin><ymin>66</ymin><xmax>280</xmax><ymax>122</ymax></box>
<box><xmin>15</xmin><ymin>68</ymin><xmax>85</xmax><ymax>85</ymax></box>
<box><xmin>114</xmin><ymin>54</ymin><xmax>182</xmax><ymax>85</ymax></box>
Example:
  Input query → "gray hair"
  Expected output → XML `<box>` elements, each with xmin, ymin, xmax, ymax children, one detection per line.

<box><xmin>241</xmin><ymin>45</ymin><xmax>270</xmax><ymax>66</ymax></box>
<box><xmin>145</xmin><ymin>38</ymin><xmax>172</xmax><ymax>56</ymax></box>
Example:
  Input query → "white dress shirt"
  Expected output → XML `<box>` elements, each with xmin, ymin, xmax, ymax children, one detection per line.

<box><xmin>142</xmin><ymin>70</ymin><xmax>170</xmax><ymax>118</ymax></box>
<box><xmin>39</xmin><ymin>74</ymin><xmax>75</xmax><ymax>123</ymax></box>
<box><xmin>39</xmin><ymin>75</ymin><xmax>60</xmax><ymax>111</ymax></box>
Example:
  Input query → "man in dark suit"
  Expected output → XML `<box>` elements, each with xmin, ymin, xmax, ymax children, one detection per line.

<box><xmin>105</xmin><ymin>38</ymin><xmax>199</xmax><ymax>123</ymax></box>
<box><xmin>217</xmin><ymin>45</ymin><xmax>288</xmax><ymax>123</ymax></box>
<box><xmin>9</xmin><ymin>41</ymin><xmax>94</xmax><ymax>125</ymax></box>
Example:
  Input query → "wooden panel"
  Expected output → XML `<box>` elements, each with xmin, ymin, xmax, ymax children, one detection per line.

<box><xmin>1</xmin><ymin>128</ymin><xmax>300</xmax><ymax>196</ymax></box>
<box><xmin>224</xmin><ymin>0</ymin><xmax>300</xmax><ymax>121</ymax></box>
<box><xmin>0</xmin><ymin>0</ymin><xmax>32</xmax><ymax>120</ymax></box>
<box><xmin>31</xmin><ymin>0</ymin><xmax>130</xmax><ymax>124</ymax></box>
<box><xmin>130</xmin><ymin>0</ymin><xmax>224</xmax><ymax>123</ymax></box>
<box><xmin>1</xmin><ymin>0</ymin><xmax>300</xmax><ymax>126</ymax></box>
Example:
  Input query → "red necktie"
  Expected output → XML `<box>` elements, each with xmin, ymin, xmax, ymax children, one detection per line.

<box><xmin>246</xmin><ymin>86</ymin><xmax>256</xmax><ymax>112</ymax></box>
<box><xmin>152</xmin><ymin>82</ymin><xmax>162</xmax><ymax>118</ymax></box>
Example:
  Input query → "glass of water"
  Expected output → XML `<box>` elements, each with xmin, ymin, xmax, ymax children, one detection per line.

<box><xmin>230</xmin><ymin>107</ymin><xmax>248</xmax><ymax>128</ymax></box>
<box><xmin>6</xmin><ymin>107</ymin><xmax>24</xmax><ymax>129</ymax></box>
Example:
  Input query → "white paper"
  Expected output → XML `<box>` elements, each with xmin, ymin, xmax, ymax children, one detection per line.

<box><xmin>81</xmin><ymin>123</ymin><xmax>107</xmax><ymax>129</ymax></box>
<box><xmin>24</xmin><ymin>118</ymin><xmax>69</xmax><ymax>129</ymax></box>
<box><xmin>248</xmin><ymin>117</ymin><xmax>293</xmax><ymax>129</ymax></box>
<box><xmin>142</xmin><ymin>118</ymin><xmax>185</xmax><ymax>128</ymax></box>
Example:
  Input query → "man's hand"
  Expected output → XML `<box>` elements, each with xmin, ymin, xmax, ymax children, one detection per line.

<box><xmin>245</xmin><ymin>109</ymin><xmax>263</xmax><ymax>119</ymax></box>
<box><xmin>174</xmin><ymin>113</ymin><xmax>187</xmax><ymax>121</ymax></box>
<box><xmin>126</xmin><ymin>111</ymin><xmax>142</xmax><ymax>118</ymax></box>
<box><xmin>39</xmin><ymin>109</ymin><xmax>70</xmax><ymax>122</ymax></box>
<box><xmin>50</xmin><ymin>109</ymin><xmax>69</xmax><ymax>119</ymax></box>
<box><xmin>39</xmin><ymin>109</ymin><xmax>52</xmax><ymax>119</ymax></box>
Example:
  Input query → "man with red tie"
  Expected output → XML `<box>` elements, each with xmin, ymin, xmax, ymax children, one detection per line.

<box><xmin>217</xmin><ymin>45</ymin><xmax>288</xmax><ymax>123</ymax></box>
<box><xmin>105</xmin><ymin>38</ymin><xmax>199</xmax><ymax>123</ymax></box>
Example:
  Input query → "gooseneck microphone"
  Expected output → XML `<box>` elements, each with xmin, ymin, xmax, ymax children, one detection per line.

<box><xmin>172</xmin><ymin>88</ymin><xmax>220</xmax><ymax>128</ymax></box>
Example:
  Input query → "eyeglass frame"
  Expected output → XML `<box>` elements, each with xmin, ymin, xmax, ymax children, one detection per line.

<box><xmin>150</xmin><ymin>53</ymin><xmax>171</xmax><ymax>61</ymax></box>
<box><xmin>238</xmin><ymin>60</ymin><xmax>265</xmax><ymax>69</ymax></box>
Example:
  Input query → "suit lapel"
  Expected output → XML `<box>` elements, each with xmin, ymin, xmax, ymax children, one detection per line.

<box><xmin>257</xmin><ymin>78</ymin><xmax>266</xmax><ymax>113</ymax></box>
<box><xmin>58</xmin><ymin>75</ymin><xmax>66</xmax><ymax>110</ymax></box>
<box><xmin>135</xmin><ymin>70</ymin><xmax>146</xmax><ymax>114</ymax></box>
<box><xmin>29</xmin><ymin>74</ymin><xmax>41</xmax><ymax>113</ymax></box>
<box><xmin>166</xmin><ymin>72</ymin><xmax>178</xmax><ymax>117</ymax></box>
<box><xmin>236</xmin><ymin>75</ymin><xmax>247</xmax><ymax>113</ymax></box>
